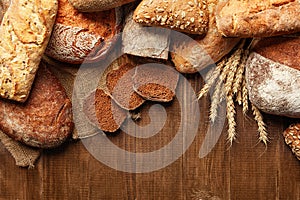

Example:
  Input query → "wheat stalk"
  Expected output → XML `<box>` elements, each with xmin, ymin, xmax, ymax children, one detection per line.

<box><xmin>198</xmin><ymin>59</ymin><xmax>226</xmax><ymax>99</ymax></box>
<box><xmin>242</xmin><ymin>76</ymin><xmax>249</xmax><ymax>114</ymax></box>
<box><xmin>209</xmin><ymin>77</ymin><xmax>223</xmax><ymax>123</ymax></box>
<box><xmin>252</xmin><ymin>105</ymin><xmax>269</xmax><ymax>145</ymax></box>
<box><xmin>226</xmin><ymin>91</ymin><xmax>237</xmax><ymax>145</ymax></box>
<box><xmin>232</xmin><ymin>49</ymin><xmax>249</xmax><ymax>95</ymax></box>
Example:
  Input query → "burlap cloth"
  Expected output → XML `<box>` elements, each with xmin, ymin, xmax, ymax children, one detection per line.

<box><xmin>0</xmin><ymin>56</ymin><xmax>79</xmax><ymax>168</ymax></box>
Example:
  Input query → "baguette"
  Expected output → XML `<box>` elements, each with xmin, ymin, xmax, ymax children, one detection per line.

<box><xmin>216</xmin><ymin>0</ymin><xmax>300</xmax><ymax>37</ymax></box>
<box><xmin>0</xmin><ymin>0</ymin><xmax>58</xmax><ymax>102</ymax></box>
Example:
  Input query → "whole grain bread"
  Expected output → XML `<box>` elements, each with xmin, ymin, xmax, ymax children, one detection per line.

<box><xmin>45</xmin><ymin>0</ymin><xmax>121</xmax><ymax>64</ymax></box>
<box><xmin>106</xmin><ymin>63</ymin><xmax>145</xmax><ymax>110</ymax></box>
<box><xmin>84</xmin><ymin>89</ymin><xmax>127</xmax><ymax>133</ymax></box>
<box><xmin>0</xmin><ymin>62</ymin><xmax>73</xmax><ymax>148</ymax></box>
<box><xmin>68</xmin><ymin>0</ymin><xmax>135</xmax><ymax>12</ymax></box>
<box><xmin>171</xmin><ymin>0</ymin><xmax>240</xmax><ymax>73</ymax></box>
<box><xmin>132</xmin><ymin>63</ymin><xmax>179</xmax><ymax>102</ymax></box>
<box><xmin>133</xmin><ymin>0</ymin><xmax>209</xmax><ymax>35</ymax></box>
<box><xmin>0</xmin><ymin>0</ymin><xmax>58</xmax><ymax>102</ymax></box>
<box><xmin>283</xmin><ymin>124</ymin><xmax>300</xmax><ymax>160</ymax></box>
<box><xmin>216</xmin><ymin>0</ymin><xmax>300</xmax><ymax>37</ymax></box>
<box><xmin>246</xmin><ymin>36</ymin><xmax>300</xmax><ymax>118</ymax></box>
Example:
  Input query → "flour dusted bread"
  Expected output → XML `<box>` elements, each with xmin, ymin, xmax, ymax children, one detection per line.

<box><xmin>246</xmin><ymin>36</ymin><xmax>300</xmax><ymax>118</ymax></box>
<box><xmin>45</xmin><ymin>0</ymin><xmax>121</xmax><ymax>64</ymax></box>
<box><xmin>0</xmin><ymin>62</ymin><xmax>73</xmax><ymax>148</ymax></box>
<box><xmin>171</xmin><ymin>0</ymin><xmax>239</xmax><ymax>73</ymax></box>
<box><xmin>0</xmin><ymin>0</ymin><xmax>58</xmax><ymax>102</ymax></box>
<box><xmin>106</xmin><ymin>63</ymin><xmax>145</xmax><ymax>110</ymax></box>
<box><xmin>216</xmin><ymin>0</ymin><xmax>300</xmax><ymax>37</ymax></box>
<box><xmin>133</xmin><ymin>0</ymin><xmax>209</xmax><ymax>35</ymax></box>
<box><xmin>69</xmin><ymin>0</ymin><xmax>135</xmax><ymax>12</ymax></box>
<box><xmin>84</xmin><ymin>89</ymin><xmax>127</xmax><ymax>133</ymax></box>
<box><xmin>133</xmin><ymin>64</ymin><xmax>179</xmax><ymax>102</ymax></box>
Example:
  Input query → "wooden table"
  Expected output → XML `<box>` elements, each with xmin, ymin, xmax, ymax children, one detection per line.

<box><xmin>0</xmin><ymin>74</ymin><xmax>299</xmax><ymax>200</ymax></box>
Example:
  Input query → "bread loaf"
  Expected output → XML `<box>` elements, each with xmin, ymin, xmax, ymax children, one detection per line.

<box><xmin>0</xmin><ymin>62</ymin><xmax>73</xmax><ymax>148</ymax></box>
<box><xmin>133</xmin><ymin>64</ymin><xmax>179</xmax><ymax>102</ymax></box>
<box><xmin>106</xmin><ymin>63</ymin><xmax>145</xmax><ymax>110</ymax></box>
<box><xmin>283</xmin><ymin>124</ymin><xmax>300</xmax><ymax>160</ymax></box>
<box><xmin>68</xmin><ymin>0</ymin><xmax>135</xmax><ymax>12</ymax></box>
<box><xmin>246</xmin><ymin>36</ymin><xmax>300</xmax><ymax>118</ymax></box>
<box><xmin>45</xmin><ymin>0</ymin><xmax>121</xmax><ymax>64</ymax></box>
<box><xmin>133</xmin><ymin>0</ymin><xmax>209</xmax><ymax>35</ymax></box>
<box><xmin>171</xmin><ymin>0</ymin><xmax>240</xmax><ymax>73</ymax></box>
<box><xmin>0</xmin><ymin>0</ymin><xmax>58</xmax><ymax>102</ymax></box>
<box><xmin>84</xmin><ymin>89</ymin><xmax>127</xmax><ymax>133</ymax></box>
<box><xmin>216</xmin><ymin>0</ymin><xmax>300</xmax><ymax>37</ymax></box>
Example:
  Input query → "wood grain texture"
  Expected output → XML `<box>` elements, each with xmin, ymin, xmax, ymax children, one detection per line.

<box><xmin>0</xmin><ymin>73</ymin><xmax>299</xmax><ymax>199</ymax></box>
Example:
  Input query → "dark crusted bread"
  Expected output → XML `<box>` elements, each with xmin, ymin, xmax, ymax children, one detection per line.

<box><xmin>83</xmin><ymin>89</ymin><xmax>127</xmax><ymax>133</ymax></box>
<box><xmin>68</xmin><ymin>0</ymin><xmax>135</xmax><ymax>12</ymax></box>
<box><xmin>132</xmin><ymin>64</ymin><xmax>179</xmax><ymax>102</ymax></box>
<box><xmin>0</xmin><ymin>62</ymin><xmax>73</xmax><ymax>148</ymax></box>
<box><xmin>106</xmin><ymin>63</ymin><xmax>145</xmax><ymax>110</ymax></box>
<box><xmin>246</xmin><ymin>36</ymin><xmax>300</xmax><ymax>118</ymax></box>
<box><xmin>45</xmin><ymin>0</ymin><xmax>121</xmax><ymax>64</ymax></box>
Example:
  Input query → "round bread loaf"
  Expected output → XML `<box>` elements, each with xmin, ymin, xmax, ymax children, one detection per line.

<box><xmin>245</xmin><ymin>36</ymin><xmax>300</xmax><ymax>118</ymax></box>
<box><xmin>45</xmin><ymin>0</ymin><xmax>122</xmax><ymax>64</ymax></box>
<box><xmin>0</xmin><ymin>62</ymin><xmax>73</xmax><ymax>148</ymax></box>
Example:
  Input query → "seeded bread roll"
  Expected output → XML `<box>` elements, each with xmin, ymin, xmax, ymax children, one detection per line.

<box><xmin>0</xmin><ymin>0</ymin><xmax>58</xmax><ymax>102</ymax></box>
<box><xmin>283</xmin><ymin>124</ymin><xmax>300</xmax><ymax>160</ymax></box>
<box><xmin>0</xmin><ymin>62</ymin><xmax>73</xmax><ymax>148</ymax></box>
<box><xmin>171</xmin><ymin>0</ymin><xmax>239</xmax><ymax>73</ymax></box>
<box><xmin>68</xmin><ymin>0</ymin><xmax>135</xmax><ymax>12</ymax></box>
<box><xmin>133</xmin><ymin>64</ymin><xmax>179</xmax><ymax>102</ymax></box>
<box><xmin>216</xmin><ymin>0</ymin><xmax>300</xmax><ymax>37</ymax></box>
<box><xmin>45</xmin><ymin>0</ymin><xmax>121</xmax><ymax>64</ymax></box>
<box><xmin>133</xmin><ymin>0</ymin><xmax>209</xmax><ymax>35</ymax></box>
<box><xmin>84</xmin><ymin>89</ymin><xmax>127</xmax><ymax>133</ymax></box>
<box><xmin>246</xmin><ymin>36</ymin><xmax>300</xmax><ymax>118</ymax></box>
<box><xmin>106</xmin><ymin>63</ymin><xmax>145</xmax><ymax>110</ymax></box>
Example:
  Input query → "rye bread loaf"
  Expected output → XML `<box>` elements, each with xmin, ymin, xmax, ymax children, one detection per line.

<box><xmin>171</xmin><ymin>0</ymin><xmax>240</xmax><ymax>73</ymax></box>
<box><xmin>0</xmin><ymin>62</ymin><xmax>73</xmax><ymax>148</ymax></box>
<box><xmin>106</xmin><ymin>63</ymin><xmax>145</xmax><ymax>110</ymax></box>
<box><xmin>246</xmin><ymin>36</ymin><xmax>300</xmax><ymax>118</ymax></box>
<box><xmin>133</xmin><ymin>0</ymin><xmax>209</xmax><ymax>35</ymax></box>
<box><xmin>83</xmin><ymin>89</ymin><xmax>127</xmax><ymax>133</ymax></box>
<box><xmin>45</xmin><ymin>0</ymin><xmax>121</xmax><ymax>64</ymax></box>
<box><xmin>0</xmin><ymin>0</ymin><xmax>58</xmax><ymax>102</ymax></box>
<box><xmin>216</xmin><ymin>0</ymin><xmax>300</xmax><ymax>37</ymax></box>
<box><xmin>68</xmin><ymin>0</ymin><xmax>135</xmax><ymax>12</ymax></box>
<box><xmin>132</xmin><ymin>63</ymin><xmax>179</xmax><ymax>102</ymax></box>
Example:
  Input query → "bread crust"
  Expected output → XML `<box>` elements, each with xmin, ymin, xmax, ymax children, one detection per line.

<box><xmin>0</xmin><ymin>62</ymin><xmax>73</xmax><ymax>148</ymax></box>
<box><xmin>68</xmin><ymin>0</ymin><xmax>135</xmax><ymax>12</ymax></box>
<box><xmin>45</xmin><ymin>0</ymin><xmax>121</xmax><ymax>64</ymax></box>
<box><xmin>171</xmin><ymin>0</ymin><xmax>239</xmax><ymax>73</ymax></box>
<box><xmin>0</xmin><ymin>0</ymin><xmax>58</xmax><ymax>102</ymax></box>
<box><xmin>133</xmin><ymin>0</ymin><xmax>209</xmax><ymax>35</ymax></box>
<box><xmin>216</xmin><ymin>0</ymin><xmax>300</xmax><ymax>37</ymax></box>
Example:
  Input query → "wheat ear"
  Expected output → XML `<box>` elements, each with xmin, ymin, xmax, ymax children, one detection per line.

<box><xmin>252</xmin><ymin>105</ymin><xmax>269</xmax><ymax>145</ymax></box>
<box><xmin>242</xmin><ymin>76</ymin><xmax>249</xmax><ymax>114</ymax></box>
<box><xmin>209</xmin><ymin>77</ymin><xmax>223</xmax><ymax>123</ymax></box>
<box><xmin>226</xmin><ymin>91</ymin><xmax>237</xmax><ymax>145</ymax></box>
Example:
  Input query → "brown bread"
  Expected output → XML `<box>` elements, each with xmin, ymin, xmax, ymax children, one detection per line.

<box><xmin>132</xmin><ymin>64</ymin><xmax>179</xmax><ymax>102</ymax></box>
<box><xmin>68</xmin><ymin>0</ymin><xmax>135</xmax><ymax>12</ymax></box>
<box><xmin>0</xmin><ymin>0</ymin><xmax>58</xmax><ymax>102</ymax></box>
<box><xmin>83</xmin><ymin>89</ymin><xmax>127</xmax><ymax>133</ymax></box>
<box><xmin>283</xmin><ymin>124</ymin><xmax>300</xmax><ymax>160</ymax></box>
<box><xmin>0</xmin><ymin>62</ymin><xmax>73</xmax><ymax>148</ymax></box>
<box><xmin>133</xmin><ymin>0</ymin><xmax>209</xmax><ymax>35</ymax></box>
<box><xmin>171</xmin><ymin>0</ymin><xmax>239</xmax><ymax>73</ymax></box>
<box><xmin>106</xmin><ymin>63</ymin><xmax>145</xmax><ymax>110</ymax></box>
<box><xmin>45</xmin><ymin>0</ymin><xmax>121</xmax><ymax>64</ymax></box>
<box><xmin>216</xmin><ymin>0</ymin><xmax>300</xmax><ymax>37</ymax></box>
<box><xmin>246</xmin><ymin>36</ymin><xmax>300</xmax><ymax>118</ymax></box>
